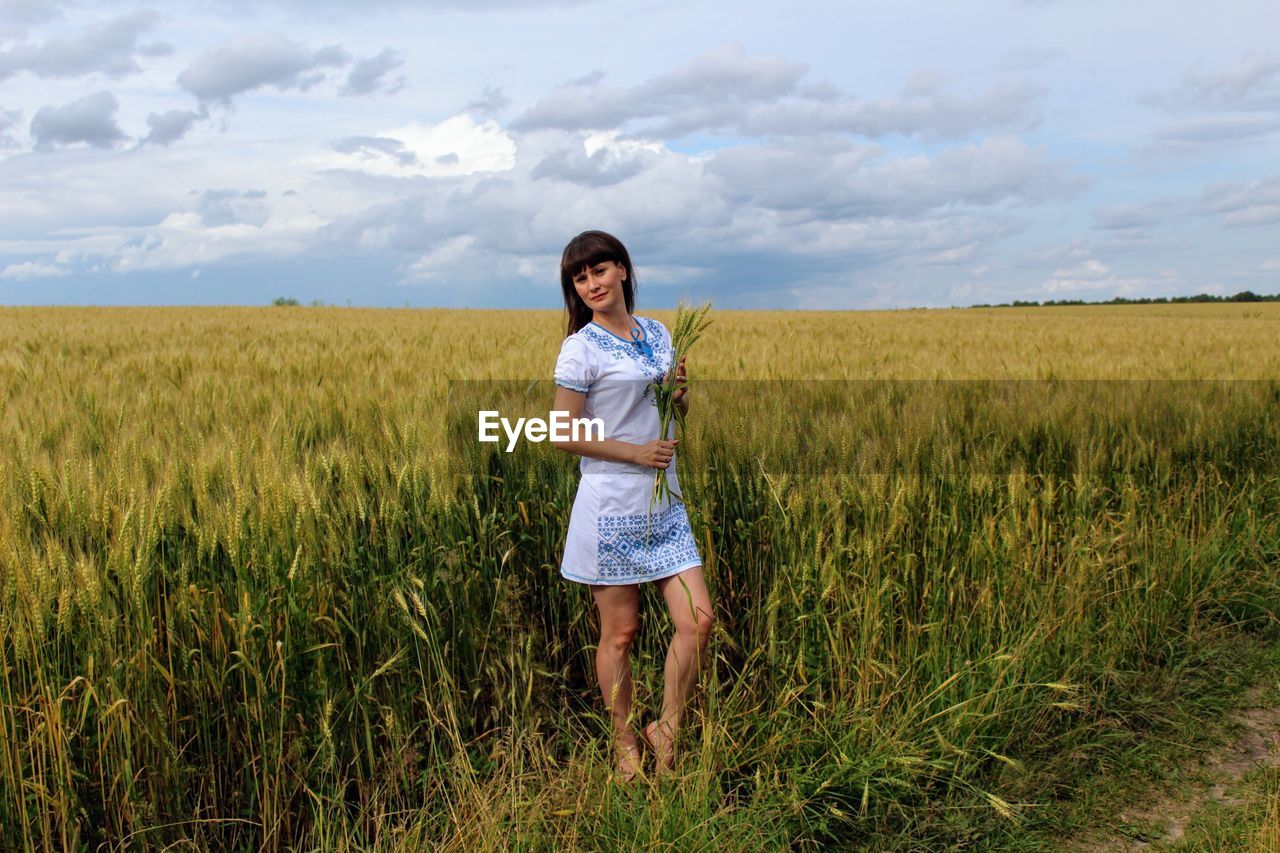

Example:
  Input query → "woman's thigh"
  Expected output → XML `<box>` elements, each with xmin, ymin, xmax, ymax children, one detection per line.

<box><xmin>655</xmin><ymin>566</ymin><xmax>713</xmax><ymax>631</ymax></box>
<box><xmin>591</xmin><ymin>583</ymin><xmax>640</xmax><ymax>635</ymax></box>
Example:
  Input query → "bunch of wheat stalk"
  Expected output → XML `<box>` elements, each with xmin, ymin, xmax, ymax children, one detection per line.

<box><xmin>647</xmin><ymin>299</ymin><xmax>713</xmax><ymax>519</ymax></box>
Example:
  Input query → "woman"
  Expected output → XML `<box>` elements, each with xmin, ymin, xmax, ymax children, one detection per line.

<box><xmin>550</xmin><ymin>230</ymin><xmax>715</xmax><ymax>782</ymax></box>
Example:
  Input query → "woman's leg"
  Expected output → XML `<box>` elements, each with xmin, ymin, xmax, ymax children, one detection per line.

<box><xmin>591</xmin><ymin>583</ymin><xmax>642</xmax><ymax>778</ymax></box>
<box><xmin>646</xmin><ymin>566</ymin><xmax>715</xmax><ymax>772</ymax></box>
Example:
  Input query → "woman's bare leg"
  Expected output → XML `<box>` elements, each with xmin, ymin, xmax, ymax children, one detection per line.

<box><xmin>591</xmin><ymin>583</ymin><xmax>642</xmax><ymax>779</ymax></box>
<box><xmin>646</xmin><ymin>566</ymin><xmax>714</xmax><ymax>773</ymax></box>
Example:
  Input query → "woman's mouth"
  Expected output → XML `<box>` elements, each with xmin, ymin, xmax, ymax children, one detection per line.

<box><xmin>589</xmin><ymin>292</ymin><xmax>606</xmax><ymax>301</ymax></box>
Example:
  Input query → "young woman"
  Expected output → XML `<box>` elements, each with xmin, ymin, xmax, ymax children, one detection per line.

<box><xmin>550</xmin><ymin>230</ymin><xmax>716</xmax><ymax>782</ymax></box>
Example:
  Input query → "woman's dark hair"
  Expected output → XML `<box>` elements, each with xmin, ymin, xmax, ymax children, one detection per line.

<box><xmin>560</xmin><ymin>230</ymin><xmax>636</xmax><ymax>336</ymax></box>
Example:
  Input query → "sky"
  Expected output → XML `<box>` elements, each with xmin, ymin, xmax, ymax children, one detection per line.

<box><xmin>1</xmin><ymin>0</ymin><xmax>1278</xmax><ymax>309</ymax></box>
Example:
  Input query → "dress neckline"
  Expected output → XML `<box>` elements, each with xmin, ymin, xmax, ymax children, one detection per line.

<box><xmin>588</xmin><ymin>317</ymin><xmax>646</xmax><ymax>343</ymax></box>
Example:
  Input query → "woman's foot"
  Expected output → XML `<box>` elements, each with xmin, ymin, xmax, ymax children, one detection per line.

<box><xmin>616</xmin><ymin>736</ymin><xmax>643</xmax><ymax>782</ymax></box>
<box><xmin>642</xmin><ymin>720</ymin><xmax>676</xmax><ymax>775</ymax></box>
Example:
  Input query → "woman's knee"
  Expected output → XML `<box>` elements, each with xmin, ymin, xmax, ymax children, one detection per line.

<box><xmin>601</xmin><ymin>619</ymin><xmax>640</xmax><ymax>652</ymax></box>
<box><xmin>695</xmin><ymin>608</ymin><xmax>715</xmax><ymax>645</ymax></box>
<box><xmin>676</xmin><ymin>607</ymin><xmax>715</xmax><ymax>646</ymax></box>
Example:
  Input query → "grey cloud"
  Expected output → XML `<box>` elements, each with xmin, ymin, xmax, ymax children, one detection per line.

<box><xmin>314</xmin><ymin>126</ymin><xmax>1068</xmax><ymax>302</ymax></box>
<box><xmin>0</xmin><ymin>12</ymin><xmax>172</xmax><ymax>82</ymax></box>
<box><xmin>142</xmin><ymin>108</ymin><xmax>206</xmax><ymax>146</ymax></box>
<box><xmin>1196</xmin><ymin>176</ymin><xmax>1280</xmax><ymax>227</ymax></box>
<box><xmin>1160</xmin><ymin>56</ymin><xmax>1280</xmax><ymax>113</ymax></box>
<box><xmin>1089</xmin><ymin>203</ymin><xmax>1181</xmax><ymax>247</ymax></box>
<box><xmin>195</xmin><ymin>189</ymin><xmax>270</xmax><ymax>227</ymax></box>
<box><xmin>435</xmin><ymin>152</ymin><xmax>458</xmax><ymax>165</ymax></box>
<box><xmin>211</xmin><ymin>0</ymin><xmax>596</xmax><ymax>12</ymax></box>
<box><xmin>531</xmin><ymin>145</ymin><xmax>650</xmax><ymax>186</ymax></box>
<box><xmin>1092</xmin><ymin>203</ymin><xmax>1169</xmax><ymax>231</ymax></box>
<box><xmin>0</xmin><ymin>106</ymin><xmax>20</xmax><ymax>147</ymax></box>
<box><xmin>995</xmin><ymin>47</ymin><xmax>1060</xmax><ymax>73</ymax></box>
<box><xmin>705</xmin><ymin>76</ymin><xmax>1039</xmax><ymax>141</ymax></box>
<box><xmin>30</xmin><ymin>90</ymin><xmax>127</xmax><ymax>149</ymax></box>
<box><xmin>1093</xmin><ymin>175</ymin><xmax>1280</xmax><ymax>236</ymax></box>
<box><xmin>1156</xmin><ymin>115</ymin><xmax>1280</xmax><ymax>143</ymax></box>
<box><xmin>514</xmin><ymin>46</ymin><xmax>1039</xmax><ymax>141</ymax></box>
<box><xmin>795</xmin><ymin>79</ymin><xmax>841</xmax><ymax>102</ymax></box>
<box><xmin>177</xmin><ymin>33</ymin><xmax>350</xmax><ymax>104</ymax></box>
<box><xmin>704</xmin><ymin>134</ymin><xmax>1078</xmax><ymax>219</ymax></box>
<box><xmin>466</xmin><ymin>85</ymin><xmax>511</xmax><ymax>117</ymax></box>
<box><xmin>1140</xmin><ymin>56</ymin><xmax>1280</xmax><ymax>155</ymax></box>
<box><xmin>316</xmin><ymin>194</ymin><xmax>453</xmax><ymax>254</ymax></box>
<box><xmin>565</xmin><ymin>69</ymin><xmax>605</xmax><ymax>87</ymax></box>
<box><xmin>341</xmin><ymin>48</ymin><xmax>405</xmax><ymax>96</ymax></box>
<box><xmin>512</xmin><ymin>43</ymin><xmax>807</xmax><ymax>132</ymax></box>
<box><xmin>0</xmin><ymin>0</ymin><xmax>63</xmax><ymax>25</ymax></box>
<box><xmin>1143</xmin><ymin>115</ymin><xmax>1280</xmax><ymax>155</ymax></box>
<box><xmin>332</xmin><ymin>135</ymin><xmax>418</xmax><ymax>166</ymax></box>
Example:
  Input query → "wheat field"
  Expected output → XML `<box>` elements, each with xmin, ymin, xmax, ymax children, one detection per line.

<box><xmin>2</xmin><ymin>304</ymin><xmax>1279</xmax><ymax>850</ymax></box>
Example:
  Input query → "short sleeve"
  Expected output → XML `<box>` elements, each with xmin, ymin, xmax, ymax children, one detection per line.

<box><xmin>654</xmin><ymin>319</ymin><xmax>672</xmax><ymax>350</ymax></box>
<box><xmin>554</xmin><ymin>336</ymin><xmax>599</xmax><ymax>393</ymax></box>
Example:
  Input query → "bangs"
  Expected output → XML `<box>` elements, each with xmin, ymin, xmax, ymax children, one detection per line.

<box><xmin>561</xmin><ymin>238</ymin><xmax>619</xmax><ymax>279</ymax></box>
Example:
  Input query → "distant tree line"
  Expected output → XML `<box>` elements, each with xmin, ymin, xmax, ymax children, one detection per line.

<box><xmin>968</xmin><ymin>290</ymin><xmax>1277</xmax><ymax>308</ymax></box>
<box><xmin>272</xmin><ymin>297</ymin><xmax>334</xmax><ymax>306</ymax></box>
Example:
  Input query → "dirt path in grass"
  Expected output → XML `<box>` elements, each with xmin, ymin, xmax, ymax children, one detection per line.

<box><xmin>1078</xmin><ymin>683</ymin><xmax>1280</xmax><ymax>850</ymax></box>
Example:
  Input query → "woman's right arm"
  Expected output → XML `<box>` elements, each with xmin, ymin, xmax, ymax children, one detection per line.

<box><xmin>549</xmin><ymin>385</ymin><xmax>678</xmax><ymax>469</ymax></box>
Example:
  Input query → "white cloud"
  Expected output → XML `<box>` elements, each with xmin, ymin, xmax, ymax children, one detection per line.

<box><xmin>0</xmin><ymin>258</ymin><xmax>68</xmax><ymax>279</ymax></box>
<box><xmin>1042</xmin><ymin>257</ymin><xmax>1155</xmax><ymax>296</ymax></box>
<box><xmin>402</xmin><ymin>234</ymin><xmax>477</xmax><ymax>282</ymax></box>
<box><xmin>312</xmin><ymin>113</ymin><xmax>516</xmax><ymax>177</ymax></box>
<box><xmin>108</xmin><ymin>206</ymin><xmax>327</xmax><ymax>272</ymax></box>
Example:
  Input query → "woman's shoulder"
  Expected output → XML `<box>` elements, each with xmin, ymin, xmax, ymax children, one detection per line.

<box><xmin>561</xmin><ymin>327</ymin><xmax>594</xmax><ymax>352</ymax></box>
<box><xmin>636</xmin><ymin>315</ymin><xmax>669</xmax><ymax>341</ymax></box>
<box><xmin>562</xmin><ymin>326</ymin><xmax>610</xmax><ymax>363</ymax></box>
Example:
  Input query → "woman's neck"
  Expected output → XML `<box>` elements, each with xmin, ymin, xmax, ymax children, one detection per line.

<box><xmin>592</xmin><ymin>308</ymin><xmax>636</xmax><ymax>336</ymax></box>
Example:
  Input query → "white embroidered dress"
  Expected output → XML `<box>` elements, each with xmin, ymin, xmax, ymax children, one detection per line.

<box><xmin>553</xmin><ymin>315</ymin><xmax>703</xmax><ymax>585</ymax></box>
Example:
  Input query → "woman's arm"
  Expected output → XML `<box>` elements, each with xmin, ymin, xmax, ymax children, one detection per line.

<box><xmin>550</xmin><ymin>385</ymin><xmax>679</xmax><ymax>468</ymax></box>
<box><xmin>549</xmin><ymin>385</ymin><xmax>640</xmax><ymax>464</ymax></box>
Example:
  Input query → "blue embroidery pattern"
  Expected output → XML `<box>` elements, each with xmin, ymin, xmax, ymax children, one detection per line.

<box><xmin>597</xmin><ymin>501</ymin><xmax>701</xmax><ymax>579</ymax></box>
<box><xmin>580</xmin><ymin>317</ymin><xmax>669</xmax><ymax>384</ymax></box>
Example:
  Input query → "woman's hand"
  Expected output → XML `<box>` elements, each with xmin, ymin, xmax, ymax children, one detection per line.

<box><xmin>634</xmin><ymin>438</ymin><xmax>679</xmax><ymax>469</ymax></box>
<box><xmin>668</xmin><ymin>355</ymin><xmax>688</xmax><ymax>406</ymax></box>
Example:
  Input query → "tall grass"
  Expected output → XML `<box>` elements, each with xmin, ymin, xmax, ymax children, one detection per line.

<box><xmin>1</xmin><ymin>305</ymin><xmax>1279</xmax><ymax>849</ymax></box>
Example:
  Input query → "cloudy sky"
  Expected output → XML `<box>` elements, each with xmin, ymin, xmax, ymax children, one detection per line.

<box><xmin>1</xmin><ymin>0</ymin><xmax>1278</xmax><ymax>309</ymax></box>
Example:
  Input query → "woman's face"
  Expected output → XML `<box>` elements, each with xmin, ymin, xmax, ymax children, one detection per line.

<box><xmin>572</xmin><ymin>260</ymin><xmax>627</xmax><ymax>313</ymax></box>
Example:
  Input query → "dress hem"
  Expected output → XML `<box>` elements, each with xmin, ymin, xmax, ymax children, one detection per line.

<box><xmin>560</xmin><ymin>558</ymin><xmax>702</xmax><ymax>586</ymax></box>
